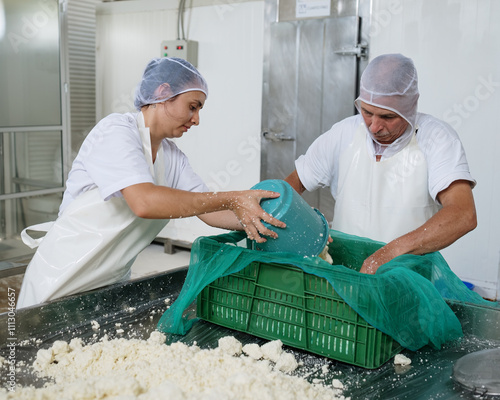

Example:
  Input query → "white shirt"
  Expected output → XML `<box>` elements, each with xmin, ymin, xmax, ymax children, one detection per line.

<box><xmin>296</xmin><ymin>113</ymin><xmax>475</xmax><ymax>204</ymax></box>
<box><xmin>60</xmin><ymin>112</ymin><xmax>208</xmax><ymax>215</ymax></box>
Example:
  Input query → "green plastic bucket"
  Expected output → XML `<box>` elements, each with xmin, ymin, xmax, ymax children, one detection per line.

<box><xmin>251</xmin><ymin>179</ymin><xmax>329</xmax><ymax>257</ymax></box>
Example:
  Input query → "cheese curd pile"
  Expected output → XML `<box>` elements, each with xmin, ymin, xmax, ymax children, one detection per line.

<box><xmin>0</xmin><ymin>332</ymin><xmax>347</xmax><ymax>400</ymax></box>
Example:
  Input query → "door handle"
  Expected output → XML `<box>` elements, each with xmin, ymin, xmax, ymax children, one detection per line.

<box><xmin>334</xmin><ymin>43</ymin><xmax>368</xmax><ymax>59</ymax></box>
<box><xmin>262</xmin><ymin>131</ymin><xmax>295</xmax><ymax>142</ymax></box>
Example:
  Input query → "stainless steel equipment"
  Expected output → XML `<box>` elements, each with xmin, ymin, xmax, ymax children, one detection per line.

<box><xmin>261</xmin><ymin>0</ymin><xmax>371</xmax><ymax>222</ymax></box>
<box><xmin>452</xmin><ymin>348</ymin><xmax>500</xmax><ymax>398</ymax></box>
<box><xmin>1</xmin><ymin>265</ymin><xmax>500</xmax><ymax>399</ymax></box>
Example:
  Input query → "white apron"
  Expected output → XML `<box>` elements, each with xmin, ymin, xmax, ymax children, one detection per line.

<box><xmin>332</xmin><ymin>123</ymin><xmax>439</xmax><ymax>243</ymax></box>
<box><xmin>17</xmin><ymin>113</ymin><xmax>169</xmax><ymax>308</ymax></box>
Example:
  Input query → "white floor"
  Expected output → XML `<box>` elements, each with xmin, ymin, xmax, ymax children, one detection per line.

<box><xmin>130</xmin><ymin>242</ymin><xmax>191</xmax><ymax>279</ymax></box>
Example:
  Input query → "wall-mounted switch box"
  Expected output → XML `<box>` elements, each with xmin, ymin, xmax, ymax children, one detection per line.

<box><xmin>161</xmin><ymin>40</ymin><xmax>198</xmax><ymax>67</ymax></box>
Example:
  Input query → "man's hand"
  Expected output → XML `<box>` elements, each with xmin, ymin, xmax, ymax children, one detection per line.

<box><xmin>360</xmin><ymin>244</ymin><xmax>398</xmax><ymax>274</ymax></box>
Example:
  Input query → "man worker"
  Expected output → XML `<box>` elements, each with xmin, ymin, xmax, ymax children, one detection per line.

<box><xmin>285</xmin><ymin>53</ymin><xmax>477</xmax><ymax>274</ymax></box>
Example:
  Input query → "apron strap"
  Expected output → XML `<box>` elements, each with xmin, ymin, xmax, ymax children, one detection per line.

<box><xmin>21</xmin><ymin>221</ymin><xmax>55</xmax><ymax>249</ymax></box>
<box><xmin>21</xmin><ymin>112</ymin><xmax>164</xmax><ymax>250</ymax></box>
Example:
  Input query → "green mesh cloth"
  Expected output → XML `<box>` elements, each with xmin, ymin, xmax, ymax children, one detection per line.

<box><xmin>157</xmin><ymin>230</ymin><xmax>497</xmax><ymax>351</ymax></box>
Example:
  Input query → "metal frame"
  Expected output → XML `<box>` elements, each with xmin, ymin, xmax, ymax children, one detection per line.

<box><xmin>0</xmin><ymin>0</ymin><xmax>71</xmax><ymax>197</ymax></box>
<box><xmin>260</xmin><ymin>0</ymin><xmax>372</xmax><ymax>221</ymax></box>
<box><xmin>0</xmin><ymin>0</ymin><xmax>70</xmax><ymax>260</ymax></box>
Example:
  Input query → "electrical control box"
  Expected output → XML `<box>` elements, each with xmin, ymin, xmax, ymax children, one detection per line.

<box><xmin>160</xmin><ymin>40</ymin><xmax>199</xmax><ymax>67</ymax></box>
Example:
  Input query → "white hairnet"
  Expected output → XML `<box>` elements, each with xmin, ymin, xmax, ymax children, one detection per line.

<box><xmin>134</xmin><ymin>57</ymin><xmax>208</xmax><ymax>111</ymax></box>
<box><xmin>355</xmin><ymin>54</ymin><xmax>419</xmax><ymax>131</ymax></box>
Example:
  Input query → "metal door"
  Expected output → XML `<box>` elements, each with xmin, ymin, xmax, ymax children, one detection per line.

<box><xmin>261</xmin><ymin>0</ymin><xmax>370</xmax><ymax>223</ymax></box>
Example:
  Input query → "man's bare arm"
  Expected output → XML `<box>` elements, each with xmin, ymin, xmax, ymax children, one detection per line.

<box><xmin>360</xmin><ymin>180</ymin><xmax>477</xmax><ymax>274</ymax></box>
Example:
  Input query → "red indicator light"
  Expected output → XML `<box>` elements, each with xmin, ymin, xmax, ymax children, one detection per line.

<box><xmin>176</xmin><ymin>45</ymin><xmax>183</xmax><ymax>50</ymax></box>
<box><xmin>164</xmin><ymin>46</ymin><xmax>168</xmax><ymax>49</ymax></box>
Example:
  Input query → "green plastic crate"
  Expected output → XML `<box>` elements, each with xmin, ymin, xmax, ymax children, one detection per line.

<box><xmin>196</xmin><ymin>238</ymin><xmax>403</xmax><ymax>369</ymax></box>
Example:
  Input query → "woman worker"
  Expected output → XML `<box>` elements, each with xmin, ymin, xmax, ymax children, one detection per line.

<box><xmin>17</xmin><ymin>57</ymin><xmax>285</xmax><ymax>308</ymax></box>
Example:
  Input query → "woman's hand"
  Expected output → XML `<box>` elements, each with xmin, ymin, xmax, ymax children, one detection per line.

<box><xmin>122</xmin><ymin>183</ymin><xmax>286</xmax><ymax>242</ymax></box>
<box><xmin>228</xmin><ymin>190</ymin><xmax>286</xmax><ymax>243</ymax></box>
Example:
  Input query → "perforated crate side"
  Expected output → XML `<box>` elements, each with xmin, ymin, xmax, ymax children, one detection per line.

<box><xmin>197</xmin><ymin>285</ymin><xmax>253</xmax><ymax>331</ymax></box>
<box><xmin>305</xmin><ymin>293</ymin><xmax>362</xmax><ymax>324</ymax></box>
<box><xmin>196</xmin><ymin>247</ymin><xmax>403</xmax><ymax>368</ymax></box>
<box><xmin>248</xmin><ymin>311</ymin><xmax>307</xmax><ymax>346</ymax></box>
<box><xmin>198</xmin><ymin>240</ymin><xmax>224</xmax><ymax>258</ymax></box>
<box><xmin>305</xmin><ymin>312</ymin><xmax>398</xmax><ymax>368</ymax></box>
<box><xmin>210</xmin><ymin>273</ymin><xmax>256</xmax><ymax>295</ymax></box>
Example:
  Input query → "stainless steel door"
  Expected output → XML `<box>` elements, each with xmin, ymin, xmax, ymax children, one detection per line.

<box><xmin>261</xmin><ymin>2</ymin><xmax>369</xmax><ymax>223</ymax></box>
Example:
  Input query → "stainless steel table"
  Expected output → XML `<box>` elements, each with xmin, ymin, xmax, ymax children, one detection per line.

<box><xmin>1</xmin><ymin>267</ymin><xmax>499</xmax><ymax>399</ymax></box>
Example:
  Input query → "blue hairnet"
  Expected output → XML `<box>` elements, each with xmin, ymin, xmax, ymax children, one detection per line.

<box><xmin>134</xmin><ymin>57</ymin><xmax>208</xmax><ymax>111</ymax></box>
